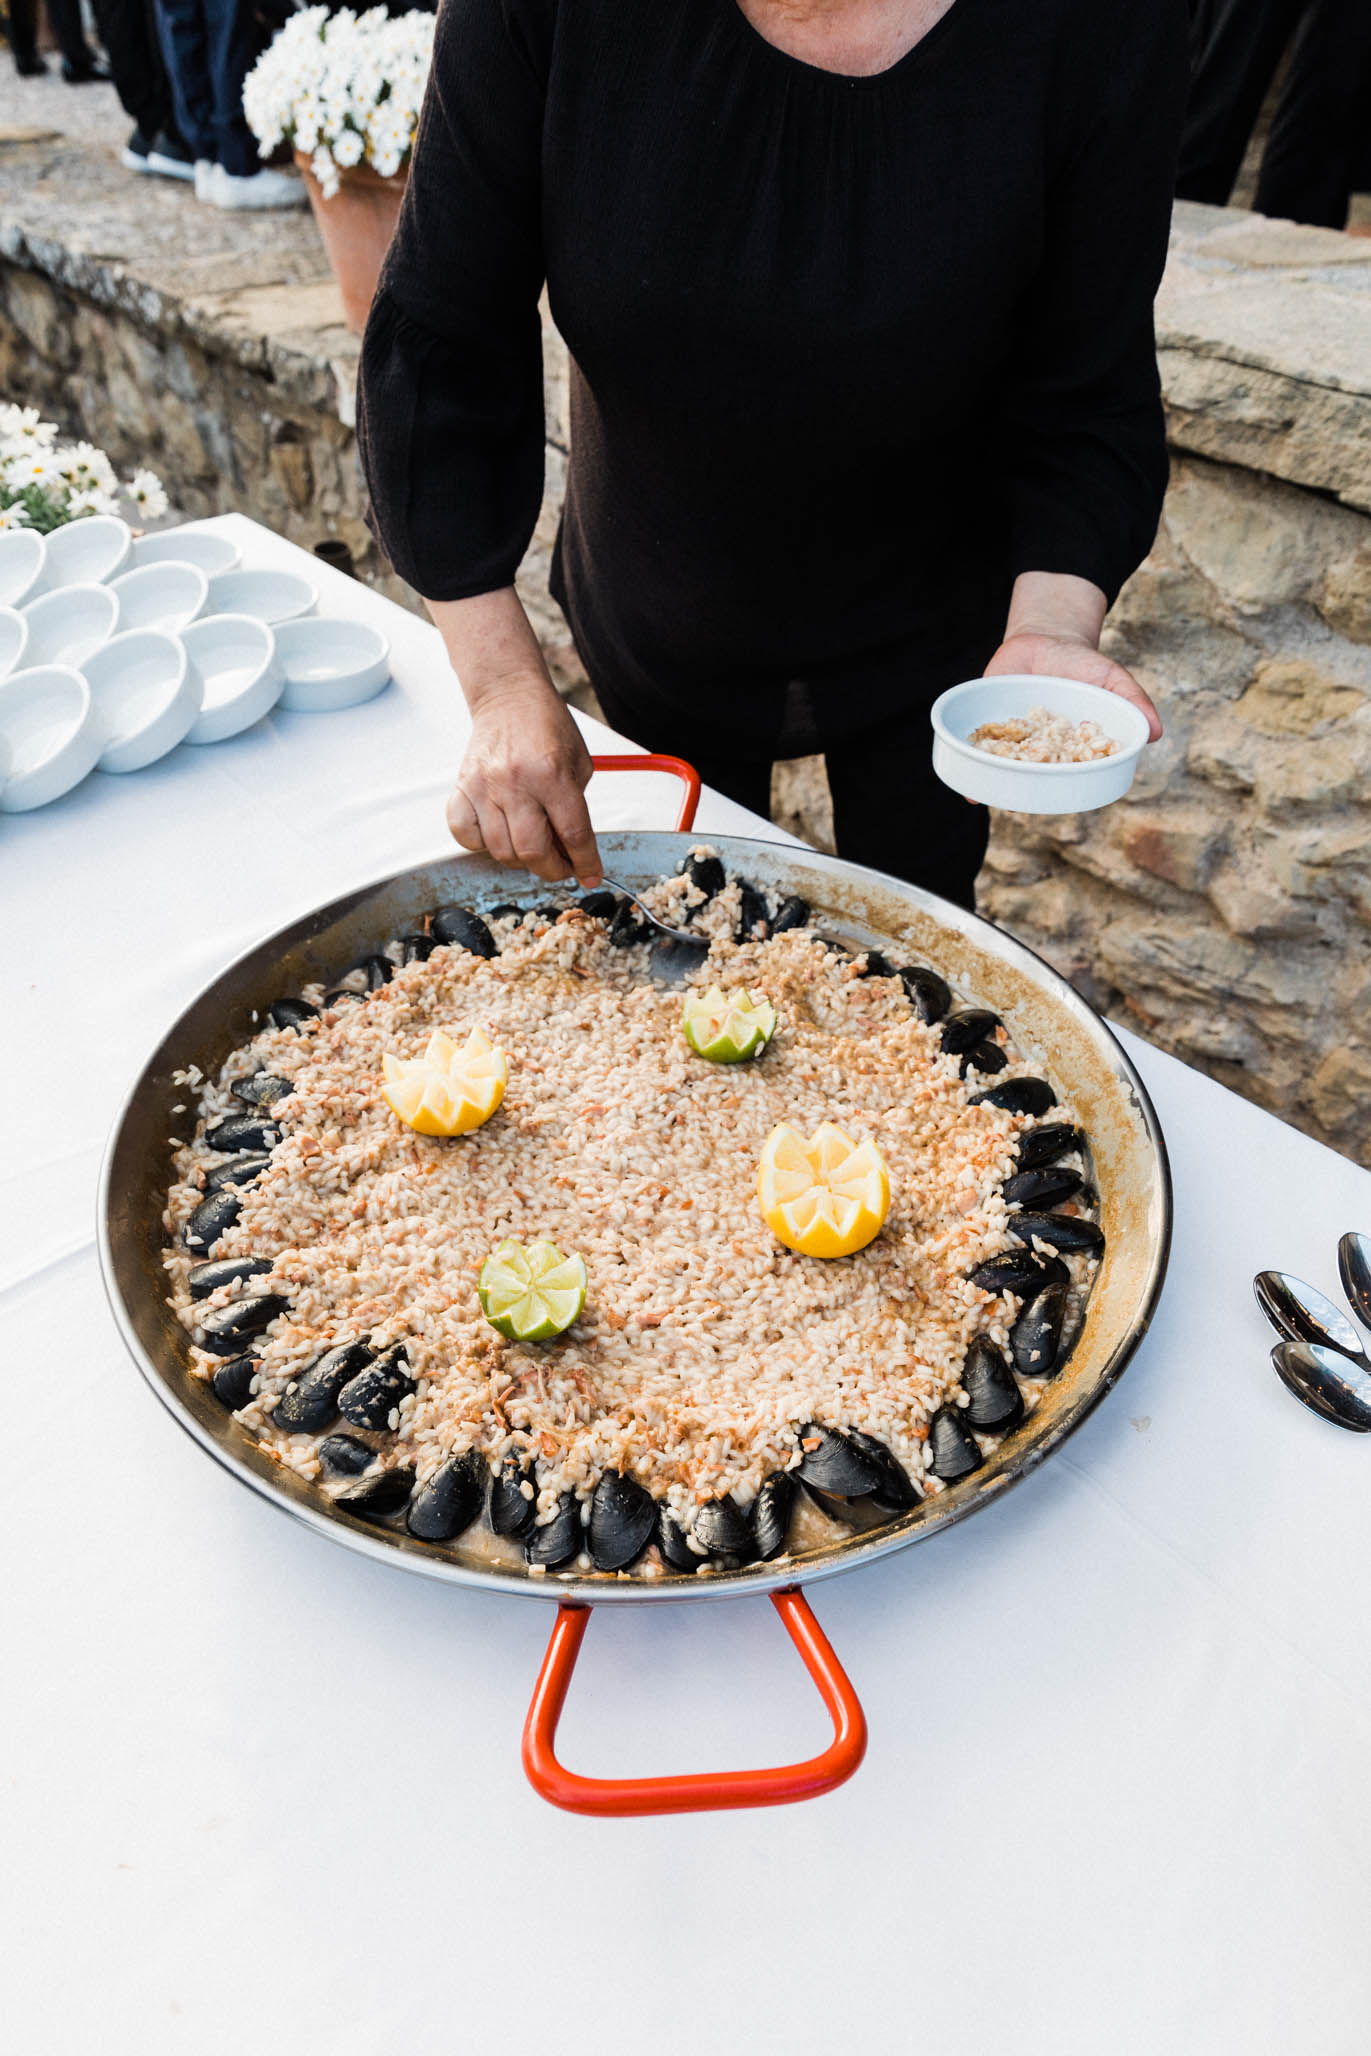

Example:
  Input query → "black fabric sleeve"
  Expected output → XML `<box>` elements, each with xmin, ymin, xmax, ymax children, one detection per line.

<box><xmin>1001</xmin><ymin>0</ymin><xmax>1189</xmax><ymax>607</ymax></box>
<box><xmin>356</xmin><ymin>0</ymin><xmax>551</xmax><ymax>603</ymax></box>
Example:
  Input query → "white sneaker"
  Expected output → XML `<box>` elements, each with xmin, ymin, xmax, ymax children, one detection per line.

<box><xmin>209</xmin><ymin>163</ymin><xmax>307</xmax><ymax>211</ymax></box>
<box><xmin>193</xmin><ymin>158</ymin><xmax>215</xmax><ymax>202</ymax></box>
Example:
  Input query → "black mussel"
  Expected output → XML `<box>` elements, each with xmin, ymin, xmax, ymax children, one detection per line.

<box><xmin>857</xmin><ymin>949</ymin><xmax>896</xmax><ymax>980</ymax></box>
<box><xmin>770</xmin><ymin>894</ymin><xmax>810</xmax><ymax>933</ymax></box>
<box><xmin>928</xmin><ymin>1406</ymin><xmax>983</xmax><ymax>1481</ymax></box>
<box><xmin>681</xmin><ymin>850</ymin><xmax>726</xmax><ymax>900</ymax></box>
<box><xmin>525</xmin><ymin>1492</ymin><xmax>584</xmax><ymax>1568</ymax></box>
<box><xmin>735</xmin><ymin>880</ymin><xmax>770</xmax><ymax>942</ymax></box>
<box><xmin>961</xmin><ymin>1339</ymin><xmax>1025</xmax><ymax>1432</ymax></box>
<box><xmin>608</xmin><ymin>899</ymin><xmax>649</xmax><ymax>947</ymax></box>
<box><xmin>656</xmin><ymin>1506</ymin><xmax>701</xmax><ymax>1572</ymax></box>
<box><xmin>941</xmin><ymin>1009</ymin><xmax>1000</xmax><ymax>1056</ymax></box>
<box><xmin>961</xmin><ymin>1041</ymin><xmax>1007</xmax><ymax>1077</ymax></box>
<box><xmin>1007</xmin><ymin>1211</ymin><xmax>1105</xmax><ymax>1257</ymax></box>
<box><xmin>485</xmin><ymin>902</ymin><xmax>525</xmax><ymax>922</ymax></box>
<box><xmin>898</xmin><ymin>965</ymin><xmax>952</xmax><ymax>1023</ymax></box>
<box><xmin>969</xmin><ymin>1250</ymin><xmax>1068</xmax><ymax>1297</ymax></box>
<box><xmin>351</xmin><ymin>954</ymin><xmax>393</xmax><ymax>991</ymax></box>
<box><xmin>750</xmin><ymin>1473</ymin><xmax>797</xmax><ymax>1560</ymax></box>
<box><xmin>188</xmin><ymin>1255</ymin><xmax>272</xmax><ymax>1300</ymax></box>
<box><xmin>204</xmin><ymin>1113</ymin><xmax>282</xmax><ymax>1155</ymax></box>
<box><xmin>589</xmin><ymin>1470</ymin><xmax>657</xmax><ymax>1571</ymax></box>
<box><xmin>319</xmin><ymin>1434</ymin><xmax>374</xmax><ymax>1476</ymax></box>
<box><xmin>1011</xmin><ymin>1282</ymin><xmax>1067</xmax><ymax>1378</ymax></box>
<box><xmin>407</xmin><ymin>1449</ymin><xmax>486</xmax><ymax>1541</ymax></box>
<box><xmin>397</xmin><ymin>931</ymin><xmax>435</xmax><ymax>964</ymax></box>
<box><xmin>1014</xmin><ymin>1123</ymin><xmax>1083</xmax><ymax>1172</ymax></box>
<box><xmin>184</xmin><ymin>1188</ymin><xmax>241</xmax><ymax>1254</ymax></box>
<box><xmin>534</xmin><ymin>902</ymin><xmax>564</xmax><ymax>921</ymax></box>
<box><xmin>652</xmin><ymin>936</ymin><xmax>711</xmax><ymax>980</ymax></box>
<box><xmin>337</xmin><ymin>1342</ymin><xmax>416</xmax><ymax>1431</ymax></box>
<box><xmin>794</xmin><ymin>1423</ymin><xmax>883</xmax><ymax>1498</ymax></box>
<box><xmin>230</xmin><ymin>1071</ymin><xmax>294</xmax><ymax>1109</ymax></box>
<box><xmin>489</xmin><ymin>1454</ymin><xmax>538</xmax><ymax>1538</ymax></box>
<box><xmin>1003</xmin><ymin>1166</ymin><xmax>1083</xmax><ymax>1210</ymax></box>
<box><xmin>578</xmin><ymin>889</ymin><xmax>619</xmax><ymax>920</ymax></box>
<box><xmin>847</xmin><ymin>1429</ymin><xmax>921</xmax><ymax>1511</ymax></box>
<box><xmin>335</xmin><ymin>1466</ymin><xmax>415</xmax><ymax>1521</ymax></box>
<box><xmin>971</xmin><ymin>1077</ymin><xmax>1057</xmax><ymax>1116</ymax></box>
<box><xmin>324</xmin><ymin>988</ymin><xmax>365</xmax><ymax>1009</ymax></box>
<box><xmin>275</xmin><ymin>1337</ymin><xmax>374</xmax><ymax>1432</ymax></box>
<box><xmin>198</xmin><ymin>1293</ymin><xmax>289</xmax><ymax>1355</ymax></box>
<box><xmin>210</xmin><ymin>1355</ymin><xmax>258</xmax><ymax>1410</ymax></box>
<box><xmin>204</xmin><ymin>1153</ymin><xmax>271</xmax><ymax>1196</ymax></box>
<box><xmin>268</xmin><ymin>998</ymin><xmax>319</xmax><ymax>1030</ymax></box>
<box><xmin>693</xmin><ymin>1495</ymin><xmax>755</xmax><ymax>1561</ymax></box>
<box><xmin>430</xmin><ymin>904</ymin><xmax>497</xmax><ymax>957</ymax></box>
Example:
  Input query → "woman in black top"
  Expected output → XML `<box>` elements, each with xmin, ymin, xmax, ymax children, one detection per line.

<box><xmin>358</xmin><ymin>0</ymin><xmax>1186</xmax><ymax>906</ymax></box>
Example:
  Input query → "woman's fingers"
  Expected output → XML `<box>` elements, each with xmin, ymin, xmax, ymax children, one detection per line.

<box><xmin>447</xmin><ymin>783</ymin><xmax>486</xmax><ymax>852</ymax></box>
<box><xmin>1100</xmin><ymin>663</ymin><xmax>1162</xmax><ymax>741</ymax></box>
<box><xmin>544</xmin><ymin>780</ymin><xmax>603</xmax><ymax>891</ymax></box>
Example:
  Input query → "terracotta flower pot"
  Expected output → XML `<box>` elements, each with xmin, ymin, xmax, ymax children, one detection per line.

<box><xmin>295</xmin><ymin>153</ymin><xmax>408</xmax><ymax>334</ymax></box>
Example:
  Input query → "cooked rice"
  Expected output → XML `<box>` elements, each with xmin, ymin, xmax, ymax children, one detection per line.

<box><xmin>969</xmin><ymin>707</ymin><xmax>1119</xmax><ymax>764</ymax></box>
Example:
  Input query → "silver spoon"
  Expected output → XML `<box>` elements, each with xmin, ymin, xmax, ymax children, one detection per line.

<box><xmin>1271</xmin><ymin>1340</ymin><xmax>1371</xmax><ymax>1432</ymax></box>
<box><xmin>1253</xmin><ymin>1270</ymin><xmax>1371</xmax><ymax>1369</ymax></box>
<box><xmin>1338</xmin><ymin>1232</ymin><xmax>1371</xmax><ymax>1333</ymax></box>
<box><xmin>599</xmin><ymin>876</ymin><xmax>709</xmax><ymax>952</ymax></box>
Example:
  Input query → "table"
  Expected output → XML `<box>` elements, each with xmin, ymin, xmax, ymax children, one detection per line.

<box><xmin>6</xmin><ymin>517</ymin><xmax>1370</xmax><ymax>2056</ymax></box>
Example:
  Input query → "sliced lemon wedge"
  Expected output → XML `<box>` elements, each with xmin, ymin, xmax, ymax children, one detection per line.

<box><xmin>381</xmin><ymin>1026</ymin><xmax>507</xmax><ymax>1137</ymax></box>
<box><xmin>757</xmin><ymin>1120</ymin><xmax>890</xmax><ymax>1258</ymax></box>
<box><xmin>682</xmin><ymin>986</ymin><xmax>777</xmax><ymax>1063</ymax></box>
<box><xmin>478</xmin><ymin>1239</ymin><xmax>588</xmax><ymax>1342</ymax></box>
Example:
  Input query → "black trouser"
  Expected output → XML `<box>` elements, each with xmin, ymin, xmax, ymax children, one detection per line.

<box><xmin>152</xmin><ymin>0</ymin><xmax>258</xmax><ymax>173</ymax></box>
<box><xmin>1179</xmin><ymin>0</ymin><xmax>1371</xmax><ymax>228</ymax></box>
<box><xmin>589</xmin><ymin>673</ymin><xmax>994</xmax><ymax>916</ymax></box>
<box><xmin>95</xmin><ymin>0</ymin><xmax>172</xmax><ymax>137</ymax></box>
<box><xmin>7</xmin><ymin>0</ymin><xmax>96</xmax><ymax>69</ymax></box>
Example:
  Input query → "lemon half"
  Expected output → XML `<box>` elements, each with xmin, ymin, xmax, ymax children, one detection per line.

<box><xmin>381</xmin><ymin>1026</ymin><xmax>507</xmax><ymax>1137</ymax></box>
<box><xmin>758</xmin><ymin>1121</ymin><xmax>890</xmax><ymax>1258</ymax></box>
<box><xmin>479</xmin><ymin>1239</ymin><xmax>588</xmax><ymax>1342</ymax></box>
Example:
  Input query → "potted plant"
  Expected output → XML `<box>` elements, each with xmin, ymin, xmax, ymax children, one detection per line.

<box><xmin>0</xmin><ymin>404</ymin><xmax>167</xmax><ymax>532</ymax></box>
<box><xmin>244</xmin><ymin>5</ymin><xmax>434</xmax><ymax>334</ymax></box>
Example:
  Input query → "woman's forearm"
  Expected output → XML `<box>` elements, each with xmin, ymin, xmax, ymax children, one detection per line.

<box><xmin>425</xmin><ymin>586</ymin><xmax>553</xmax><ymax>711</ymax></box>
<box><xmin>1001</xmin><ymin>571</ymin><xmax>1108</xmax><ymax>650</ymax></box>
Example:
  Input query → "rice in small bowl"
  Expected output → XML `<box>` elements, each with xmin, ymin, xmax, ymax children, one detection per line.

<box><xmin>930</xmin><ymin>674</ymin><xmax>1150</xmax><ymax>814</ymax></box>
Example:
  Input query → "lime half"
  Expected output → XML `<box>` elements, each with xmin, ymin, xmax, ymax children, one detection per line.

<box><xmin>479</xmin><ymin>1239</ymin><xmax>587</xmax><ymax>1342</ymax></box>
<box><xmin>682</xmin><ymin>986</ymin><xmax>777</xmax><ymax>1064</ymax></box>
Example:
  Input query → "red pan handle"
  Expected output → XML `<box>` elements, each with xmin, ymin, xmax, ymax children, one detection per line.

<box><xmin>590</xmin><ymin>754</ymin><xmax>701</xmax><ymax>834</ymax></box>
<box><xmin>522</xmin><ymin>1589</ymin><xmax>867</xmax><ymax>1816</ymax></box>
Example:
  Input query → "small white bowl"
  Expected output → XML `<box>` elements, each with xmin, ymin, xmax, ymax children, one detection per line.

<box><xmin>82</xmin><ymin>628</ymin><xmax>203</xmax><ymax>774</ymax></box>
<box><xmin>0</xmin><ymin>604</ymin><xmax>30</xmax><ymax>679</ymax></box>
<box><xmin>205</xmin><ymin>567</ymin><xmax>316</xmax><ymax>626</ymax></box>
<box><xmin>130</xmin><ymin>526</ymin><xmax>242</xmax><ymax>577</ymax></box>
<box><xmin>0</xmin><ymin>663</ymin><xmax>101</xmax><ymax>811</ymax></box>
<box><xmin>930</xmin><ymin>674</ymin><xmax>1151</xmax><ymax>814</ymax></box>
<box><xmin>37</xmin><ymin>514</ymin><xmax>132</xmax><ymax>591</ymax></box>
<box><xmin>275</xmin><ymin>616</ymin><xmax>391</xmax><ymax>713</ymax></box>
<box><xmin>21</xmin><ymin>582</ymin><xmax>119</xmax><ymax>668</ymax></box>
<box><xmin>182</xmin><ymin>614</ymin><xmax>283</xmax><ymax>744</ymax></box>
<box><xmin>0</xmin><ymin>529</ymin><xmax>47</xmax><ymax>609</ymax></box>
<box><xmin>110</xmin><ymin>560</ymin><xmax>208</xmax><ymax>635</ymax></box>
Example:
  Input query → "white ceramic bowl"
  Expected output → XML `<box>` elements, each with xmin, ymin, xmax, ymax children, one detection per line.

<box><xmin>37</xmin><ymin>514</ymin><xmax>132</xmax><ymax>592</ymax></box>
<box><xmin>930</xmin><ymin>674</ymin><xmax>1151</xmax><ymax>814</ymax></box>
<box><xmin>0</xmin><ymin>663</ymin><xmax>101</xmax><ymax>811</ymax></box>
<box><xmin>111</xmin><ymin>560</ymin><xmax>208</xmax><ymax>635</ymax></box>
<box><xmin>21</xmin><ymin>581</ymin><xmax>119</xmax><ymax>668</ymax></box>
<box><xmin>0</xmin><ymin>529</ymin><xmax>47</xmax><ymax>609</ymax></box>
<box><xmin>82</xmin><ymin>628</ymin><xmax>203</xmax><ymax>774</ymax></box>
<box><xmin>0</xmin><ymin>604</ymin><xmax>30</xmax><ymax>679</ymax></box>
<box><xmin>275</xmin><ymin>616</ymin><xmax>391</xmax><ymax>713</ymax></box>
<box><xmin>130</xmin><ymin>526</ymin><xmax>242</xmax><ymax>577</ymax></box>
<box><xmin>182</xmin><ymin>614</ymin><xmax>283</xmax><ymax>744</ymax></box>
<box><xmin>205</xmin><ymin>567</ymin><xmax>316</xmax><ymax>626</ymax></box>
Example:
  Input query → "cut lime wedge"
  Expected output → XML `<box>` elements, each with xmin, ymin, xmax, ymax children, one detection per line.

<box><xmin>478</xmin><ymin>1239</ymin><xmax>588</xmax><ymax>1342</ymax></box>
<box><xmin>682</xmin><ymin>986</ymin><xmax>777</xmax><ymax>1064</ymax></box>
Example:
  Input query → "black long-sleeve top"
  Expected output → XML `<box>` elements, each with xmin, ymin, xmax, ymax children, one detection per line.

<box><xmin>358</xmin><ymin>0</ymin><xmax>1187</xmax><ymax>738</ymax></box>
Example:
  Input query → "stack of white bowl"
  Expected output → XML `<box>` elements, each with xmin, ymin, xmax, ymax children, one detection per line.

<box><xmin>0</xmin><ymin>517</ymin><xmax>392</xmax><ymax>813</ymax></box>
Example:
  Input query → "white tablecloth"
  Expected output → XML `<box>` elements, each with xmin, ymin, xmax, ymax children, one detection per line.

<box><xmin>6</xmin><ymin>517</ymin><xmax>1370</xmax><ymax>2055</ymax></box>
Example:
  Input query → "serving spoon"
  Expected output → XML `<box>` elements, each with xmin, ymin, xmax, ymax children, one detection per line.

<box><xmin>1254</xmin><ymin>1248</ymin><xmax>1371</xmax><ymax>1430</ymax></box>
<box><xmin>1253</xmin><ymin>1270</ymin><xmax>1371</xmax><ymax>1370</ymax></box>
<box><xmin>1270</xmin><ymin>1341</ymin><xmax>1371</xmax><ymax>1433</ymax></box>
<box><xmin>1338</xmin><ymin>1232</ymin><xmax>1371</xmax><ymax>1331</ymax></box>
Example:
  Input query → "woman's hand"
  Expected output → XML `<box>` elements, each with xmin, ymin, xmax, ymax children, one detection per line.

<box><xmin>447</xmin><ymin>674</ymin><xmax>603</xmax><ymax>887</ymax></box>
<box><xmin>425</xmin><ymin>585</ymin><xmax>604</xmax><ymax>889</ymax></box>
<box><xmin>985</xmin><ymin>570</ymin><xmax>1162</xmax><ymax>740</ymax></box>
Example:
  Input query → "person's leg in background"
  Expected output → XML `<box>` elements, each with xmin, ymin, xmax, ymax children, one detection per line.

<box><xmin>43</xmin><ymin>0</ymin><xmax>107</xmax><ymax>79</ymax></box>
<box><xmin>1254</xmin><ymin>0</ymin><xmax>1371</xmax><ymax>227</ymax></box>
<box><xmin>200</xmin><ymin>0</ymin><xmax>303</xmax><ymax>207</ymax></box>
<box><xmin>94</xmin><ymin>0</ymin><xmax>193</xmax><ymax>177</ymax></box>
<box><xmin>152</xmin><ymin>0</ymin><xmax>215</xmax><ymax>191</ymax></box>
<box><xmin>5</xmin><ymin>0</ymin><xmax>47</xmax><ymax>74</ymax></box>
<box><xmin>1176</xmin><ymin>0</ymin><xmax>1302</xmax><ymax>206</ymax></box>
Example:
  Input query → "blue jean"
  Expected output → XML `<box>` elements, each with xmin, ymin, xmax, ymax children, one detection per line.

<box><xmin>153</xmin><ymin>0</ymin><xmax>258</xmax><ymax>176</ymax></box>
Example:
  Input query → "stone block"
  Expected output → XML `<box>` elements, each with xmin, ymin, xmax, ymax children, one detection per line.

<box><xmin>1163</xmin><ymin>460</ymin><xmax>1326</xmax><ymax>610</ymax></box>
<box><xmin>1235</xmin><ymin>657</ymin><xmax>1368</xmax><ymax>737</ymax></box>
<box><xmin>1117</xmin><ymin>806</ymin><xmax>1227</xmax><ymax>893</ymax></box>
<box><xmin>1304</xmin><ymin>1047</ymin><xmax>1371</xmax><ymax>1154</ymax></box>
<box><xmin>1321</xmin><ymin>544</ymin><xmax>1371</xmax><ymax>644</ymax></box>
